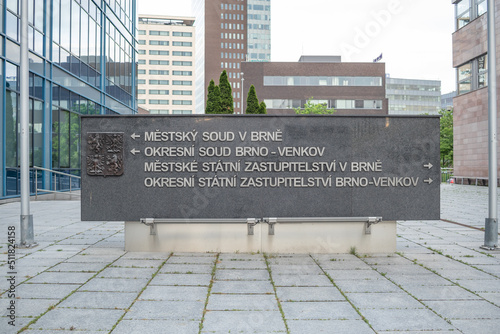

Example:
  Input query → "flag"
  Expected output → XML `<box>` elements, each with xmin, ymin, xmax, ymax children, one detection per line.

<box><xmin>373</xmin><ymin>53</ymin><xmax>383</xmax><ymax>63</ymax></box>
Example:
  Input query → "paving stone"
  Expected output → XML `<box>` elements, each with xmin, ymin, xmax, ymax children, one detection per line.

<box><xmin>272</xmin><ymin>274</ymin><xmax>333</xmax><ymax>287</ymax></box>
<box><xmin>478</xmin><ymin>292</ymin><xmax>500</xmax><ymax>306</ymax></box>
<box><xmin>219</xmin><ymin>254</ymin><xmax>265</xmax><ymax>261</ymax></box>
<box><xmin>207</xmin><ymin>294</ymin><xmax>278</xmax><ymax>311</ymax></box>
<box><xmin>26</xmin><ymin>272</ymin><xmax>95</xmax><ymax>284</ymax></box>
<box><xmin>167</xmin><ymin>256</ymin><xmax>217</xmax><ymax>264</ymax></box>
<box><xmin>57</xmin><ymin>291</ymin><xmax>137</xmax><ymax>309</ymax></box>
<box><xmin>0</xmin><ymin>298</ymin><xmax>57</xmax><ymax>318</ymax></box>
<box><xmin>112</xmin><ymin>319</ymin><xmax>200</xmax><ymax>334</ymax></box>
<box><xmin>0</xmin><ymin>316</ymin><xmax>33</xmax><ymax>332</ymax></box>
<box><xmin>16</xmin><ymin>283</ymin><xmax>77</xmax><ymax>299</ymax></box>
<box><xmin>47</xmin><ymin>262</ymin><xmax>106</xmax><ymax>273</ymax></box>
<box><xmin>81</xmin><ymin>278</ymin><xmax>149</xmax><ymax>292</ymax></box>
<box><xmin>424</xmin><ymin>300</ymin><xmax>500</xmax><ymax>319</ymax></box>
<box><xmin>276</xmin><ymin>287</ymin><xmax>344</xmax><ymax>302</ymax></box>
<box><xmin>334</xmin><ymin>279</ymin><xmax>401</xmax><ymax>293</ymax></box>
<box><xmin>287</xmin><ymin>319</ymin><xmax>373</xmax><ymax>334</ymax></box>
<box><xmin>324</xmin><ymin>269</ymin><xmax>382</xmax><ymax>280</ymax></box>
<box><xmin>346</xmin><ymin>292</ymin><xmax>424</xmax><ymax>309</ymax></box>
<box><xmin>28</xmin><ymin>308</ymin><xmax>123</xmax><ymax>331</ymax></box>
<box><xmin>150</xmin><ymin>273</ymin><xmax>212</xmax><ymax>286</ymax></box>
<box><xmin>211</xmin><ymin>280</ymin><xmax>273</xmax><ymax>294</ymax></box>
<box><xmin>111</xmin><ymin>259</ymin><xmax>165</xmax><ymax>268</ymax></box>
<box><xmin>406</xmin><ymin>285</ymin><xmax>481</xmax><ymax>301</ymax></box>
<box><xmin>314</xmin><ymin>260</ymin><xmax>372</xmax><ymax>270</ymax></box>
<box><xmin>124</xmin><ymin>300</ymin><xmax>204</xmax><ymax>320</ymax></box>
<box><xmin>269</xmin><ymin>264</ymin><xmax>323</xmax><ymax>275</ymax></box>
<box><xmin>159</xmin><ymin>264</ymin><xmax>213</xmax><ymax>274</ymax></box>
<box><xmin>451</xmin><ymin>319</ymin><xmax>500</xmax><ymax>334</ymax></box>
<box><xmin>218</xmin><ymin>260</ymin><xmax>267</xmax><ymax>269</ymax></box>
<box><xmin>122</xmin><ymin>252</ymin><xmax>172</xmax><ymax>260</ymax></box>
<box><xmin>98</xmin><ymin>267</ymin><xmax>157</xmax><ymax>278</ymax></box>
<box><xmin>140</xmin><ymin>286</ymin><xmax>208</xmax><ymax>302</ymax></box>
<box><xmin>441</xmin><ymin>269</ymin><xmax>497</xmax><ymax>281</ymax></box>
<box><xmin>201</xmin><ymin>310</ymin><xmax>286</xmax><ymax>333</ymax></box>
<box><xmin>361</xmin><ymin>308</ymin><xmax>455</xmax><ymax>331</ymax></box>
<box><xmin>215</xmin><ymin>269</ymin><xmax>269</xmax><ymax>281</ymax></box>
<box><xmin>387</xmin><ymin>273</ymin><xmax>453</xmax><ymax>287</ymax></box>
<box><xmin>281</xmin><ymin>301</ymin><xmax>360</xmax><ymax>320</ymax></box>
<box><xmin>456</xmin><ymin>279</ymin><xmax>500</xmax><ymax>293</ymax></box>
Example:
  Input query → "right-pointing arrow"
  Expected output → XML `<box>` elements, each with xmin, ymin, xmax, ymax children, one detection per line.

<box><xmin>424</xmin><ymin>163</ymin><xmax>433</xmax><ymax>169</ymax></box>
<box><xmin>424</xmin><ymin>178</ymin><xmax>433</xmax><ymax>184</ymax></box>
<box><xmin>130</xmin><ymin>148</ymin><xmax>140</xmax><ymax>155</ymax></box>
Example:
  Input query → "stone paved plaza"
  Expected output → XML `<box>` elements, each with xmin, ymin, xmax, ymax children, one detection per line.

<box><xmin>0</xmin><ymin>184</ymin><xmax>499</xmax><ymax>333</ymax></box>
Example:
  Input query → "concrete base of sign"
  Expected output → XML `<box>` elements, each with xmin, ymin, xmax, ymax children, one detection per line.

<box><xmin>124</xmin><ymin>221</ymin><xmax>396</xmax><ymax>254</ymax></box>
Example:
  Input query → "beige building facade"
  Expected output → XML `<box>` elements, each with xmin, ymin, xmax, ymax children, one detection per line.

<box><xmin>137</xmin><ymin>15</ymin><xmax>196</xmax><ymax>114</ymax></box>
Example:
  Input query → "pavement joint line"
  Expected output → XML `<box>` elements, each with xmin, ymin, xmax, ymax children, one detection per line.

<box><xmin>108</xmin><ymin>252</ymin><xmax>174</xmax><ymax>333</ymax></box>
<box><xmin>441</xmin><ymin>218</ymin><xmax>498</xmax><ymax>234</ymax></box>
<box><xmin>356</xmin><ymin>252</ymin><xmax>460</xmax><ymax>329</ymax></box>
<box><xmin>198</xmin><ymin>252</ymin><xmax>220</xmax><ymax>334</ymax></box>
<box><xmin>310</xmin><ymin>254</ymin><xmax>375</xmax><ymax>332</ymax></box>
<box><xmin>263</xmin><ymin>253</ymin><xmax>290</xmax><ymax>334</ymax></box>
<box><xmin>17</xmin><ymin>250</ymin><xmax>129</xmax><ymax>333</ymax></box>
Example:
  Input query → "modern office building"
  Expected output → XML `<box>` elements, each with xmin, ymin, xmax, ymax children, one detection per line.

<box><xmin>386</xmin><ymin>77</ymin><xmax>441</xmax><ymax>115</ymax></box>
<box><xmin>0</xmin><ymin>0</ymin><xmax>137</xmax><ymax>199</ymax></box>
<box><xmin>241</xmin><ymin>56</ymin><xmax>388</xmax><ymax>115</ymax></box>
<box><xmin>452</xmin><ymin>0</ymin><xmax>500</xmax><ymax>181</ymax></box>
<box><xmin>192</xmin><ymin>0</ymin><xmax>271</xmax><ymax>114</ymax></box>
<box><xmin>441</xmin><ymin>91</ymin><xmax>456</xmax><ymax>110</ymax></box>
<box><xmin>137</xmin><ymin>15</ymin><xmax>196</xmax><ymax>114</ymax></box>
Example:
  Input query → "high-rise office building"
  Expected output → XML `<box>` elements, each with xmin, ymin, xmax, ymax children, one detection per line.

<box><xmin>452</xmin><ymin>0</ymin><xmax>499</xmax><ymax>181</ymax></box>
<box><xmin>137</xmin><ymin>15</ymin><xmax>196</xmax><ymax>114</ymax></box>
<box><xmin>0</xmin><ymin>0</ymin><xmax>137</xmax><ymax>199</ymax></box>
<box><xmin>386</xmin><ymin>78</ymin><xmax>441</xmax><ymax>115</ymax></box>
<box><xmin>192</xmin><ymin>0</ymin><xmax>271</xmax><ymax>114</ymax></box>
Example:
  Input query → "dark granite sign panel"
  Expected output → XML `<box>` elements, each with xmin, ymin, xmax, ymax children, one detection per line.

<box><xmin>81</xmin><ymin>115</ymin><xmax>440</xmax><ymax>221</ymax></box>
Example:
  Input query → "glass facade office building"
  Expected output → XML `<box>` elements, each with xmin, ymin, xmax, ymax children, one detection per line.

<box><xmin>1</xmin><ymin>0</ymin><xmax>137</xmax><ymax>199</ymax></box>
<box><xmin>247</xmin><ymin>0</ymin><xmax>270</xmax><ymax>62</ymax></box>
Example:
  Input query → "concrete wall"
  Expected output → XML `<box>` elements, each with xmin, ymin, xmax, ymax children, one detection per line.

<box><xmin>125</xmin><ymin>221</ymin><xmax>396</xmax><ymax>254</ymax></box>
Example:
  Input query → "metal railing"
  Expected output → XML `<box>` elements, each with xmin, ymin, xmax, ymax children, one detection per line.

<box><xmin>441</xmin><ymin>168</ymin><xmax>454</xmax><ymax>183</ymax></box>
<box><xmin>33</xmin><ymin>166</ymin><xmax>81</xmax><ymax>199</ymax></box>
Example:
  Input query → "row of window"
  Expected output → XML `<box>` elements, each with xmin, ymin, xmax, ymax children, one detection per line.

<box><xmin>387</xmin><ymin>95</ymin><xmax>441</xmax><ymax>103</ymax></box>
<box><xmin>456</xmin><ymin>0</ymin><xmax>487</xmax><ymax>30</ymax></box>
<box><xmin>221</xmin><ymin>3</ymin><xmax>245</xmax><ymax>11</ymax></box>
<box><xmin>263</xmin><ymin>76</ymin><xmax>383</xmax><ymax>87</ymax></box>
<box><xmin>138</xmin><ymin>61</ymin><xmax>192</xmax><ymax>67</ymax></box>
<box><xmin>138</xmin><ymin>100</ymin><xmax>193</xmax><ymax>105</ymax></box>
<box><xmin>137</xmin><ymin>40</ymin><xmax>193</xmax><ymax>47</ymax></box>
<box><xmin>136</xmin><ymin>72</ymin><xmax>192</xmax><ymax>82</ymax></box>
<box><xmin>138</xmin><ymin>30</ymin><xmax>193</xmax><ymax>37</ymax></box>
<box><xmin>221</xmin><ymin>62</ymin><xmax>241</xmax><ymax>70</ymax></box>
<box><xmin>221</xmin><ymin>42</ymin><xmax>245</xmax><ymax>50</ymax></box>
<box><xmin>458</xmin><ymin>54</ymin><xmax>487</xmax><ymax>95</ymax></box>
<box><xmin>137</xmin><ymin>90</ymin><xmax>192</xmax><ymax>95</ymax></box>
<box><xmin>263</xmin><ymin>99</ymin><xmax>383</xmax><ymax>110</ymax></box>
<box><xmin>221</xmin><ymin>23</ymin><xmax>245</xmax><ymax>30</ymax></box>
<box><xmin>386</xmin><ymin>84</ymin><xmax>440</xmax><ymax>92</ymax></box>
<box><xmin>221</xmin><ymin>13</ymin><xmax>244</xmax><ymax>21</ymax></box>
<box><xmin>221</xmin><ymin>52</ymin><xmax>245</xmax><ymax>60</ymax></box>
<box><xmin>138</xmin><ymin>51</ymin><xmax>193</xmax><ymax>57</ymax></box>
<box><xmin>149</xmin><ymin>109</ymin><xmax>193</xmax><ymax>114</ymax></box>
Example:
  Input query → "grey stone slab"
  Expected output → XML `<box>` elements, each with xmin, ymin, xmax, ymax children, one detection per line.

<box><xmin>478</xmin><ymin>292</ymin><xmax>500</xmax><ymax>306</ymax></box>
<box><xmin>406</xmin><ymin>285</ymin><xmax>481</xmax><ymax>301</ymax></box>
<box><xmin>16</xmin><ymin>283</ymin><xmax>77</xmax><ymax>299</ymax></box>
<box><xmin>160</xmin><ymin>264</ymin><xmax>213</xmax><ymax>274</ymax></box>
<box><xmin>287</xmin><ymin>319</ymin><xmax>373</xmax><ymax>334</ymax></box>
<box><xmin>64</xmin><ymin>255</ymin><xmax>120</xmax><ymax>263</ymax></box>
<box><xmin>112</xmin><ymin>319</ymin><xmax>200</xmax><ymax>334</ymax></box>
<box><xmin>346</xmin><ymin>292</ymin><xmax>424</xmax><ymax>309</ymax></box>
<box><xmin>57</xmin><ymin>291</ymin><xmax>137</xmax><ymax>309</ymax></box>
<box><xmin>111</xmin><ymin>258</ymin><xmax>165</xmax><ymax>268</ymax></box>
<box><xmin>28</xmin><ymin>308</ymin><xmax>123</xmax><ymax>331</ymax></box>
<box><xmin>47</xmin><ymin>262</ymin><xmax>106</xmax><ymax>273</ymax></box>
<box><xmin>325</xmin><ymin>269</ymin><xmax>382</xmax><ymax>280</ymax></box>
<box><xmin>150</xmin><ymin>273</ymin><xmax>212</xmax><ymax>286</ymax></box>
<box><xmin>387</xmin><ymin>273</ymin><xmax>453</xmax><ymax>287</ymax></box>
<box><xmin>361</xmin><ymin>308</ymin><xmax>455</xmax><ymax>331</ymax></box>
<box><xmin>314</xmin><ymin>260</ymin><xmax>372</xmax><ymax>270</ymax></box>
<box><xmin>272</xmin><ymin>274</ymin><xmax>333</xmax><ymax>287</ymax></box>
<box><xmin>269</xmin><ymin>264</ymin><xmax>323</xmax><ymax>275</ymax></box>
<box><xmin>219</xmin><ymin>254</ymin><xmax>265</xmax><ymax>261</ymax></box>
<box><xmin>207</xmin><ymin>294</ymin><xmax>278</xmax><ymax>311</ymax></box>
<box><xmin>215</xmin><ymin>269</ymin><xmax>270</xmax><ymax>281</ymax></box>
<box><xmin>334</xmin><ymin>279</ymin><xmax>401</xmax><ymax>293</ymax></box>
<box><xmin>451</xmin><ymin>319</ymin><xmax>500</xmax><ymax>334</ymax></box>
<box><xmin>425</xmin><ymin>300</ymin><xmax>500</xmax><ymax>319</ymax></box>
<box><xmin>211</xmin><ymin>280</ymin><xmax>274</xmax><ymax>294</ymax></box>
<box><xmin>167</xmin><ymin>256</ymin><xmax>217</xmax><ymax>264</ymax></box>
<box><xmin>98</xmin><ymin>267</ymin><xmax>157</xmax><ymax>279</ymax></box>
<box><xmin>371</xmin><ymin>264</ymin><xmax>432</xmax><ymax>276</ymax></box>
<box><xmin>218</xmin><ymin>259</ymin><xmax>267</xmax><ymax>269</ymax></box>
<box><xmin>201</xmin><ymin>310</ymin><xmax>286</xmax><ymax>333</ymax></box>
<box><xmin>456</xmin><ymin>279</ymin><xmax>500</xmax><ymax>293</ymax></box>
<box><xmin>139</xmin><ymin>286</ymin><xmax>208</xmax><ymax>302</ymax></box>
<box><xmin>0</xmin><ymin>316</ymin><xmax>33</xmax><ymax>332</ymax></box>
<box><xmin>81</xmin><ymin>278</ymin><xmax>149</xmax><ymax>292</ymax></box>
<box><xmin>0</xmin><ymin>298</ymin><xmax>57</xmax><ymax>318</ymax></box>
<box><xmin>276</xmin><ymin>287</ymin><xmax>344</xmax><ymax>302</ymax></box>
<box><xmin>281</xmin><ymin>301</ymin><xmax>360</xmax><ymax>320</ymax></box>
<box><xmin>26</xmin><ymin>272</ymin><xmax>95</xmax><ymax>284</ymax></box>
<box><xmin>440</xmin><ymin>269</ymin><xmax>497</xmax><ymax>281</ymax></box>
<box><xmin>124</xmin><ymin>300</ymin><xmax>204</xmax><ymax>320</ymax></box>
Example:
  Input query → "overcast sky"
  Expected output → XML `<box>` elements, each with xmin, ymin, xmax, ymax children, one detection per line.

<box><xmin>138</xmin><ymin>0</ymin><xmax>456</xmax><ymax>93</ymax></box>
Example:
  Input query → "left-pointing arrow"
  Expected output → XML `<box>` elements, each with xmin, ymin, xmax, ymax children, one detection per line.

<box><xmin>131</xmin><ymin>133</ymin><xmax>140</xmax><ymax>140</ymax></box>
<box><xmin>424</xmin><ymin>178</ymin><xmax>433</xmax><ymax>184</ymax></box>
<box><xmin>130</xmin><ymin>148</ymin><xmax>140</xmax><ymax>155</ymax></box>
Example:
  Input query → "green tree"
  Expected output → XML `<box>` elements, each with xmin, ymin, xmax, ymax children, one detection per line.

<box><xmin>245</xmin><ymin>85</ymin><xmax>260</xmax><ymax>114</ymax></box>
<box><xmin>258</xmin><ymin>101</ymin><xmax>267</xmax><ymax>114</ymax></box>
<box><xmin>218</xmin><ymin>70</ymin><xmax>234</xmax><ymax>114</ymax></box>
<box><xmin>205</xmin><ymin>80</ymin><xmax>221</xmax><ymax>114</ymax></box>
<box><xmin>439</xmin><ymin>108</ymin><xmax>453</xmax><ymax>167</ymax></box>
<box><xmin>294</xmin><ymin>97</ymin><xmax>336</xmax><ymax>115</ymax></box>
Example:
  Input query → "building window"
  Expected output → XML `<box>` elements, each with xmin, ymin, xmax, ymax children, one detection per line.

<box><xmin>138</xmin><ymin>50</ymin><xmax>146</xmax><ymax>54</ymax></box>
<box><xmin>149</xmin><ymin>99</ymin><xmax>169</xmax><ymax>105</ymax></box>
<box><xmin>455</xmin><ymin>0</ymin><xmax>487</xmax><ymax>30</ymax></box>
<box><xmin>150</xmin><ymin>40</ymin><xmax>169</xmax><ymax>46</ymax></box>
<box><xmin>137</xmin><ymin>89</ymin><xmax>146</xmax><ymax>94</ymax></box>
<box><xmin>138</xmin><ymin>79</ymin><xmax>146</xmax><ymax>84</ymax></box>
<box><xmin>150</xmin><ymin>30</ymin><xmax>169</xmax><ymax>36</ymax></box>
<box><xmin>173</xmin><ymin>71</ymin><xmax>192</xmax><ymax>76</ymax></box>
<box><xmin>457</xmin><ymin>54</ymin><xmax>488</xmax><ymax>95</ymax></box>
<box><xmin>263</xmin><ymin>76</ymin><xmax>383</xmax><ymax>87</ymax></box>
<box><xmin>173</xmin><ymin>32</ymin><xmax>192</xmax><ymax>37</ymax></box>
<box><xmin>172</xmin><ymin>41</ymin><xmax>192</xmax><ymax>47</ymax></box>
<box><xmin>149</xmin><ymin>60</ymin><xmax>169</xmax><ymax>65</ymax></box>
<box><xmin>138</xmin><ymin>59</ymin><xmax>146</xmax><ymax>64</ymax></box>
<box><xmin>149</xmin><ymin>70</ymin><xmax>169</xmax><ymax>75</ymax></box>
<box><xmin>173</xmin><ymin>90</ymin><xmax>192</xmax><ymax>95</ymax></box>
<box><xmin>138</xmin><ymin>30</ymin><xmax>146</xmax><ymax>35</ymax></box>
<box><xmin>172</xmin><ymin>51</ymin><xmax>192</xmax><ymax>57</ymax></box>
<box><xmin>173</xmin><ymin>80</ymin><xmax>192</xmax><ymax>86</ymax></box>
<box><xmin>149</xmin><ymin>90</ymin><xmax>169</xmax><ymax>95</ymax></box>
<box><xmin>149</xmin><ymin>80</ymin><xmax>169</xmax><ymax>85</ymax></box>
<box><xmin>150</xmin><ymin>50</ymin><xmax>169</xmax><ymax>55</ymax></box>
<box><xmin>173</xmin><ymin>100</ymin><xmax>192</xmax><ymax>105</ymax></box>
<box><xmin>458</xmin><ymin>62</ymin><xmax>472</xmax><ymax>94</ymax></box>
<box><xmin>172</xmin><ymin>61</ymin><xmax>192</xmax><ymax>66</ymax></box>
<box><xmin>477</xmin><ymin>0</ymin><xmax>487</xmax><ymax>16</ymax></box>
<box><xmin>478</xmin><ymin>54</ymin><xmax>488</xmax><ymax>88</ymax></box>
